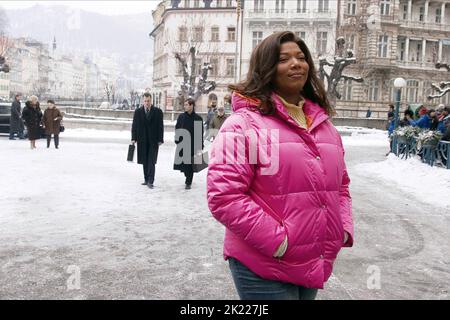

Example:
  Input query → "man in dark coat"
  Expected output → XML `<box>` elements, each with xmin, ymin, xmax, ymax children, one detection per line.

<box><xmin>9</xmin><ymin>94</ymin><xmax>24</xmax><ymax>140</ymax></box>
<box><xmin>173</xmin><ymin>98</ymin><xmax>204</xmax><ymax>189</ymax></box>
<box><xmin>208</xmin><ymin>105</ymin><xmax>228</xmax><ymax>141</ymax></box>
<box><xmin>131</xmin><ymin>92</ymin><xmax>164</xmax><ymax>189</ymax></box>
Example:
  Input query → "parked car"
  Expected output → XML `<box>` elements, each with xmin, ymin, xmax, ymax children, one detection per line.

<box><xmin>0</xmin><ymin>102</ymin><xmax>11</xmax><ymax>134</ymax></box>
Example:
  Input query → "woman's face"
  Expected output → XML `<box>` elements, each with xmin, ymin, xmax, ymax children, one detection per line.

<box><xmin>274</xmin><ymin>41</ymin><xmax>310</xmax><ymax>94</ymax></box>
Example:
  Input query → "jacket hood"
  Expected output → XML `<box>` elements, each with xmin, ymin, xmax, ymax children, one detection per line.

<box><xmin>231</xmin><ymin>92</ymin><xmax>329</xmax><ymax>132</ymax></box>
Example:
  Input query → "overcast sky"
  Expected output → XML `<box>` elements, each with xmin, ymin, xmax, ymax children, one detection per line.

<box><xmin>0</xmin><ymin>1</ymin><xmax>159</xmax><ymax>16</ymax></box>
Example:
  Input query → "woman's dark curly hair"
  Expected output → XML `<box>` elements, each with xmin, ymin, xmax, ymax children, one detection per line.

<box><xmin>229</xmin><ymin>31</ymin><xmax>332</xmax><ymax>116</ymax></box>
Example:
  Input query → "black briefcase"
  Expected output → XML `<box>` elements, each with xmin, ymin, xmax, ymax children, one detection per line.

<box><xmin>192</xmin><ymin>150</ymin><xmax>209</xmax><ymax>173</ymax></box>
<box><xmin>127</xmin><ymin>144</ymin><xmax>135</xmax><ymax>162</ymax></box>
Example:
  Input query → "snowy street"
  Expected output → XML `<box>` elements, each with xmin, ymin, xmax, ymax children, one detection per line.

<box><xmin>0</xmin><ymin>129</ymin><xmax>449</xmax><ymax>299</ymax></box>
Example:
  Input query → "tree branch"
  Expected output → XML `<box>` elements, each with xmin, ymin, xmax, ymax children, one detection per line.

<box><xmin>341</xmin><ymin>75</ymin><xmax>364</xmax><ymax>83</ymax></box>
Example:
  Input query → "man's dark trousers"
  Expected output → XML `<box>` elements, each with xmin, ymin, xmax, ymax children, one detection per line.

<box><xmin>184</xmin><ymin>167</ymin><xmax>194</xmax><ymax>186</ymax></box>
<box><xmin>143</xmin><ymin>146</ymin><xmax>157</xmax><ymax>184</ymax></box>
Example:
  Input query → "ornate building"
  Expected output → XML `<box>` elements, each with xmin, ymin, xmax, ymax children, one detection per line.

<box><xmin>240</xmin><ymin>0</ymin><xmax>338</xmax><ymax>80</ymax></box>
<box><xmin>336</xmin><ymin>0</ymin><xmax>450</xmax><ymax>118</ymax></box>
<box><xmin>149</xmin><ymin>0</ymin><xmax>239</xmax><ymax>112</ymax></box>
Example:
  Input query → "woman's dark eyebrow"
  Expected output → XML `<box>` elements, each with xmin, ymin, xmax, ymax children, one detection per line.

<box><xmin>279</xmin><ymin>52</ymin><xmax>305</xmax><ymax>57</ymax></box>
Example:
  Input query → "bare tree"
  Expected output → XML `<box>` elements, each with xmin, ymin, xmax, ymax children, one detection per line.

<box><xmin>0</xmin><ymin>34</ymin><xmax>13</xmax><ymax>57</ymax></box>
<box><xmin>129</xmin><ymin>89</ymin><xmax>139</xmax><ymax>107</ymax></box>
<box><xmin>104</xmin><ymin>82</ymin><xmax>116</xmax><ymax>104</ymax></box>
<box><xmin>319</xmin><ymin>38</ymin><xmax>364</xmax><ymax>106</ymax></box>
<box><xmin>427</xmin><ymin>63</ymin><xmax>450</xmax><ymax>100</ymax></box>
<box><xmin>0</xmin><ymin>8</ymin><xmax>11</xmax><ymax>73</ymax></box>
<box><xmin>0</xmin><ymin>6</ymin><xmax>8</xmax><ymax>35</ymax></box>
<box><xmin>174</xmin><ymin>47</ymin><xmax>216</xmax><ymax>102</ymax></box>
<box><xmin>166</xmin><ymin>16</ymin><xmax>228</xmax><ymax>108</ymax></box>
<box><xmin>33</xmin><ymin>83</ymin><xmax>48</xmax><ymax>100</ymax></box>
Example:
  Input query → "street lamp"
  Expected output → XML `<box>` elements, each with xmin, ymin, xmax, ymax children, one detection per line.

<box><xmin>393</xmin><ymin>77</ymin><xmax>407</xmax><ymax>130</ymax></box>
<box><xmin>393</xmin><ymin>77</ymin><xmax>407</xmax><ymax>155</ymax></box>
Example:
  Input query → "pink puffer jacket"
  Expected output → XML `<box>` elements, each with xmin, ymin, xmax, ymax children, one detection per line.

<box><xmin>207</xmin><ymin>93</ymin><xmax>353</xmax><ymax>289</ymax></box>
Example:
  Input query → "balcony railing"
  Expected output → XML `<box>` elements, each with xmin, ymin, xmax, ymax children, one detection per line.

<box><xmin>359</xmin><ymin>57</ymin><xmax>394</xmax><ymax>68</ymax></box>
<box><xmin>396</xmin><ymin>60</ymin><xmax>438</xmax><ymax>70</ymax></box>
<box><xmin>246</xmin><ymin>9</ymin><xmax>337</xmax><ymax>20</ymax></box>
<box><xmin>400</xmin><ymin>20</ymin><xmax>450</xmax><ymax>31</ymax></box>
<box><xmin>379</xmin><ymin>13</ymin><xmax>399</xmax><ymax>23</ymax></box>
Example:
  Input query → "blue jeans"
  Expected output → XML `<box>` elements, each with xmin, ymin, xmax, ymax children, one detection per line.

<box><xmin>228</xmin><ymin>258</ymin><xmax>318</xmax><ymax>300</ymax></box>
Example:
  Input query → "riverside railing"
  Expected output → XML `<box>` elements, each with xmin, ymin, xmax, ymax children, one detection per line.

<box><xmin>393</xmin><ymin>136</ymin><xmax>450</xmax><ymax>169</ymax></box>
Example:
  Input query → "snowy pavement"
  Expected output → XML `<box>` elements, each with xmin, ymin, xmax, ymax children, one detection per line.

<box><xmin>0</xmin><ymin>128</ymin><xmax>449</xmax><ymax>299</ymax></box>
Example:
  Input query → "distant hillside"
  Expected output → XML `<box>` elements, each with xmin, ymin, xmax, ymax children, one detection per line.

<box><xmin>2</xmin><ymin>4</ymin><xmax>154</xmax><ymax>58</ymax></box>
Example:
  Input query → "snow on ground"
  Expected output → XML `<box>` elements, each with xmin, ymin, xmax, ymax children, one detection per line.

<box><xmin>0</xmin><ymin>138</ymin><xmax>210</xmax><ymax>265</ymax></box>
<box><xmin>63</xmin><ymin>126</ymin><xmax>389</xmax><ymax>147</ymax></box>
<box><xmin>63</xmin><ymin>128</ymin><xmax>177</xmax><ymax>143</ymax></box>
<box><xmin>0</xmin><ymin>127</ymin><xmax>448</xmax><ymax>299</ymax></box>
<box><xmin>355</xmin><ymin>154</ymin><xmax>450</xmax><ymax>210</ymax></box>
<box><xmin>337</xmin><ymin>126</ymin><xmax>389</xmax><ymax>147</ymax></box>
<box><xmin>0</xmin><ymin>136</ymin><xmax>232</xmax><ymax>299</ymax></box>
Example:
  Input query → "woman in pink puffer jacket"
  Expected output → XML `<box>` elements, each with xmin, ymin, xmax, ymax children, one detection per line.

<box><xmin>207</xmin><ymin>31</ymin><xmax>354</xmax><ymax>300</ymax></box>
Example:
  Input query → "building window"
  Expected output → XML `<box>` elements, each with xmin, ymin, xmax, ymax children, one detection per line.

<box><xmin>345</xmin><ymin>34</ymin><xmax>356</xmax><ymax>52</ymax></box>
<box><xmin>226</xmin><ymin>58</ymin><xmax>235</xmax><ymax>77</ymax></box>
<box><xmin>422</xmin><ymin>81</ymin><xmax>432</xmax><ymax>101</ymax></box>
<box><xmin>402</xmin><ymin>4</ymin><xmax>408</xmax><ymax>20</ymax></box>
<box><xmin>179</xmin><ymin>27</ymin><xmax>188</xmax><ymax>42</ymax></box>
<box><xmin>368</xmin><ymin>79</ymin><xmax>380</xmax><ymax>101</ymax></box>
<box><xmin>347</xmin><ymin>0</ymin><xmax>357</xmax><ymax>15</ymax></box>
<box><xmin>194</xmin><ymin>27</ymin><xmax>203</xmax><ymax>42</ymax></box>
<box><xmin>216</xmin><ymin>0</ymin><xmax>222</xmax><ymax>7</ymax></box>
<box><xmin>318</xmin><ymin>0</ymin><xmax>329</xmax><ymax>13</ymax></box>
<box><xmin>211</xmin><ymin>27</ymin><xmax>220</xmax><ymax>41</ymax></box>
<box><xmin>252</xmin><ymin>31</ymin><xmax>263</xmax><ymax>49</ymax></box>
<box><xmin>226</xmin><ymin>0</ymin><xmax>233</xmax><ymax>6</ymax></box>
<box><xmin>419</xmin><ymin>6</ymin><xmax>425</xmax><ymax>21</ymax></box>
<box><xmin>398</xmin><ymin>39</ymin><xmax>405</xmax><ymax>61</ymax></box>
<box><xmin>194</xmin><ymin>0</ymin><xmax>200</xmax><ymax>8</ymax></box>
<box><xmin>342</xmin><ymin>79</ymin><xmax>353</xmax><ymax>101</ymax></box>
<box><xmin>316</xmin><ymin>32</ymin><xmax>328</xmax><ymax>55</ymax></box>
<box><xmin>275</xmin><ymin>0</ymin><xmax>285</xmax><ymax>13</ymax></box>
<box><xmin>415</xmin><ymin>43</ymin><xmax>422</xmax><ymax>62</ymax></box>
<box><xmin>227</xmin><ymin>27</ymin><xmax>236</xmax><ymax>41</ymax></box>
<box><xmin>380</xmin><ymin>0</ymin><xmax>391</xmax><ymax>15</ymax></box>
<box><xmin>210</xmin><ymin>57</ymin><xmax>219</xmax><ymax>76</ymax></box>
<box><xmin>377</xmin><ymin>35</ymin><xmax>389</xmax><ymax>58</ymax></box>
<box><xmin>436</xmin><ymin>8</ymin><xmax>442</xmax><ymax>23</ymax></box>
<box><xmin>295</xmin><ymin>31</ymin><xmax>306</xmax><ymax>40</ymax></box>
<box><xmin>195</xmin><ymin>58</ymin><xmax>202</xmax><ymax>75</ymax></box>
<box><xmin>297</xmin><ymin>0</ymin><xmax>306</xmax><ymax>13</ymax></box>
<box><xmin>441</xmin><ymin>90</ymin><xmax>450</xmax><ymax>105</ymax></box>
<box><xmin>184</xmin><ymin>0</ymin><xmax>190</xmax><ymax>8</ymax></box>
<box><xmin>254</xmin><ymin>0</ymin><xmax>264</xmax><ymax>12</ymax></box>
<box><xmin>406</xmin><ymin>80</ymin><xmax>419</xmax><ymax>103</ymax></box>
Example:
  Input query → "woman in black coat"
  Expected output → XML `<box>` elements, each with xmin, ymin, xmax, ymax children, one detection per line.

<box><xmin>21</xmin><ymin>96</ymin><xmax>43</xmax><ymax>149</ymax></box>
<box><xmin>173</xmin><ymin>98</ymin><xmax>204</xmax><ymax>189</ymax></box>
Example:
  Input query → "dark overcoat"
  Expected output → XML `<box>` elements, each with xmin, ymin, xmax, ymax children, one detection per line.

<box><xmin>22</xmin><ymin>101</ymin><xmax>43</xmax><ymax>140</ymax></box>
<box><xmin>173</xmin><ymin>111</ymin><xmax>204</xmax><ymax>172</ymax></box>
<box><xmin>131</xmin><ymin>105</ymin><xmax>164</xmax><ymax>165</ymax></box>
<box><xmin>9</xmin><ymin>100</ymin><xmax>23</xmax><ymax>133</ymax></box>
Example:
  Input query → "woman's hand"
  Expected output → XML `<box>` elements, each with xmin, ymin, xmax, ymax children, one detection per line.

<box><xmin>273</xmin><ymin>235</ymin><xmax>288</xmax><ymax>258</ymax></box>
<box><xmin>343</xmin><ymin>232</ymin><xmax>349</xmax><ymax>245</ymax></box>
